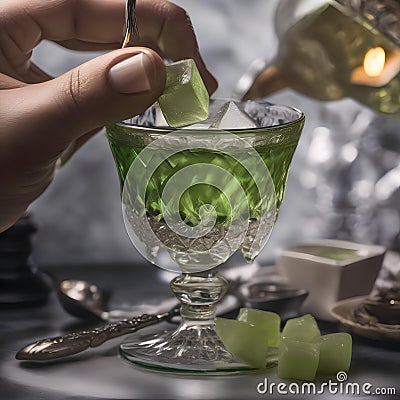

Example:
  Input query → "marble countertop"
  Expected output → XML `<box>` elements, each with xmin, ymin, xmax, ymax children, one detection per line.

<box><xmin>1</xmin><ymin>263</ymin><xmax>399</xmax><ymax>399</ymax></box>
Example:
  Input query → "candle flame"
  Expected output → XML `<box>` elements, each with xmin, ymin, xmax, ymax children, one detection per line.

<box><xmin>363</xmin><ymin>47</ymin><xmax>386</xmax><ymax>77</ymax></box>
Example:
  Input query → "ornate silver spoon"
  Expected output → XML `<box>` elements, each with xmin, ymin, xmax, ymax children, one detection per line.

<box><xmin>16</xmin><ymin>304</ymin><xmax>180</xmax><ymax>361</ymax></box>
<box><xmin>16</xmin><ymin>279</ymin><xmax>240</xmax><ymax>361</ymax></box>
<box><xmin>122</xmin><ymin>0</ymin><xmax>140</xmax><ymax>48</ymax></box>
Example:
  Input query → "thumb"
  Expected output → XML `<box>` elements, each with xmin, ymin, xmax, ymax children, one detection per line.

<box><xmin>2</xmin><ymin>48</ymin><xmax>166</xmax><ymax>150</ymax></box>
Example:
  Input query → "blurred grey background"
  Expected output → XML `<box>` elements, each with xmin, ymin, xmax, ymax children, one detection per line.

<box><xmin>29</xmin><ymin>0</ymin><xmax>400</xmax><ymax>268</ymax></box>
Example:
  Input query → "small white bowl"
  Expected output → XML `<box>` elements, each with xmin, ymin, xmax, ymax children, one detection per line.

<box><xmin>277</xmin><ymin>240</ymin><xmax>386</xmax><ymax>321</ymax></box>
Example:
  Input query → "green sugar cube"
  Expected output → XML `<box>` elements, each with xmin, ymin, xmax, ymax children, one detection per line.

<box><xmin>282</xmin><ymin>314</ymin><xmax>321</xmax><ymax>342</ymax></box>
<box><xmin>215</xmin><ymin>318</ymin><xmax>269</xmax><ymax>369</ymax></box>
<box><xmin>238</xmin><ymin>308</ymin><xmax>281</xmax><ymax>347</ymax></box>
<box><xmin>317</xmin><ymin>333</ymin><xmax>352</xmax><ymax>375</ymax></box>
<box><xmin>278</xmin><ymin>338</ymin><xmax>320</xmax><ymax>381</ymax></box>
<box><xmin>158</xmin><ymin>59</ymin><xmax>209</xmax><ymax>127</ymax></box>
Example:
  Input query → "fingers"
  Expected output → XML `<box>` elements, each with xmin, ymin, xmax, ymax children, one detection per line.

<box><xmin>56</xmin><ymin>40</ymin><xmax>122</xmax><ymax>52</ymax></box>
<box><xmin>0</xmin><ymin>73</ymin><xmax>25</xmax><ymax>89</ymax></box>
<box><xmin>16</xmin><ymin>63</ymin><xmax>54</xmax><ymax>85</ymax></box>
<box><xmin>0</xmin><ymin>48</ymin><xmax>166</xmax><ymax>162</ymax></box>
<box><xmin>137</xmin><ymin>1</ymin><xmax>218</xmax><ymax>94</ymax></box>
<box><xmin>1</xmin><ymin>0</ymin><xmax>217</xmax><ymax>94</ymax></box>
<box><xmin>0</xmin><ymin>0</ymin><xmax>126</xmax><ymax>44</ymax></box>
<box><xmin>0</xmin><ymin>0</ymin><xmax>126</xmax><ymax>80</ymax></box>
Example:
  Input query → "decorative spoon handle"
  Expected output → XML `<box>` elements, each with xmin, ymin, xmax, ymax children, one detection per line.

<box><xmin>122</xmin><ymin>0</ymin><xmax>140</xmax><ymax>48</ymax></box>
<box><xmin>16</xmin><ymin>312</ymin><xmax>167</xmax><ymax>361</ymax></box>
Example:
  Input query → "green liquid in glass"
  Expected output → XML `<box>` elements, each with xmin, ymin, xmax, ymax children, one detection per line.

<box><xmin>107</xmin><ymin>130</ymin><xmax>298</xmax><ymax>224</ymax></box>
<box><xmin>106</xmin><ymin>103</ymin><xmax>304</xmax><ymax>265</ymax></box>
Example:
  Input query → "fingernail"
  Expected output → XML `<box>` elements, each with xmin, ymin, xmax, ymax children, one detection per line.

<box><xmin>109</xmin><ymin>53</ymin><xmax>152</xmax><ymax>93</ymax></box>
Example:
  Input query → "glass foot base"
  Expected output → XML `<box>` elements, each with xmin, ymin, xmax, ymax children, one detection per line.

<box><xmin>119</xmin><ymin>321</ymin><xmax>256</xmax><ymax>374</ymax></box>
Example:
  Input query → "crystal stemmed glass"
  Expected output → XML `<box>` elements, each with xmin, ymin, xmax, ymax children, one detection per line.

<box><xmin>106</xmin><ymin>99</ymin><xmax>305</xmax><ymax>373</ymax></box>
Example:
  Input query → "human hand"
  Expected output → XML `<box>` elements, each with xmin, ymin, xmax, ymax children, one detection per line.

<box><xmin>0</xmin><ymin>0</ymin><xmax>218</xmax><ymax>232</ymax></box>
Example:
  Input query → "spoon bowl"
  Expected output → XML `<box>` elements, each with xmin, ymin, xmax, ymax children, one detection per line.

<box><xmin>58</xmin><ymin>280</ymin><xmax>107</xmax><ymax>321</ymax></box>
<box><xmin>57</xmin><ymin>279</ymin><xmax>180</xmax><ymax>322</ymax></box>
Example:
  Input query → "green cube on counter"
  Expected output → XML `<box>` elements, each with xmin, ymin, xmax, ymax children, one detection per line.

<box><xmin>215</xmin><ymin>318</ymin><xmax>269</xmax><ymax>369</ymax></box>
<box><xmin>317</xmin><ymin>333</ymin><xmax>352</xmax><ymax>375</ymax></box>
<box><xmin>278</xmin><ymin>337</ymin><xmax>321</xmax><ymax>381</ymax></box>
<box><xmin>282</xmin><ymin>314</ymin><xmax>321</xmax><ymax>342</ymax></box>
<box><xmin>238</xmin><ymin>308</ymin><xmax>281</xmax><ymax>347</ymax></box>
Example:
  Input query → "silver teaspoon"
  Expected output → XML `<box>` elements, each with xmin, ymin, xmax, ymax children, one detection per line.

<box><xmin>15</xmin><ymin>292</ymin><xmax>241</xmax><ymax>361</ymax></box>
<box><xmin>122</xmin><ymin>0</ymin><xmax>140</xmax><ymax>48</ymax></box>
<box><xmin>57</xmin><ymin>279</ymin><xmax>145</xmax><ymax>322</ymax></box>
<box><xmin>16</xmin><ymin>304</ymin><xmax>180</xmax><ymax>361</ymax></box>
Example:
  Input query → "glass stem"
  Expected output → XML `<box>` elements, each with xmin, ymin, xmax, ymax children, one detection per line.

<box><xmin>170</xmin><ymin>270</ymin><xmax>229</xmax><ymax>323</ymax></box>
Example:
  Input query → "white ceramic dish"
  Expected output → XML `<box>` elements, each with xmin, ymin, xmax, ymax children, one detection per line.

<box><xmin>277</xmin><ymin>239</ymin><xmax>386</xmax><ymax>321</ymax></box>
<box><xmin>331</xmin><ymin>296</ymin><xmax>400</xmax><ymax>342</ymax></box>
